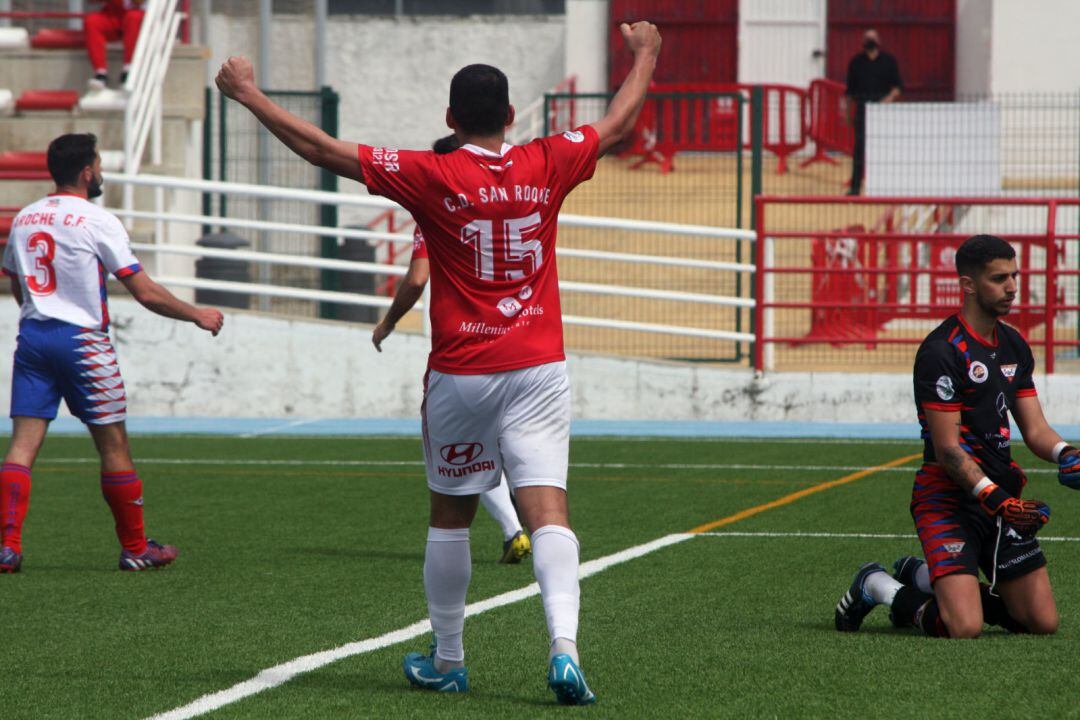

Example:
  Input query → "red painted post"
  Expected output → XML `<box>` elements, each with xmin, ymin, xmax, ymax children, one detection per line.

<box><xmin>1045</xmin><ymin>201</ymin><xmax>1058</xmax><ymax>374</ymax></box>
<box><xmin>181</xmin><ymin>0</ymin><xmax>191</xmax><ymax>44</ymax></box>
<box><xmin>753</xmin><ymin>196</ymin><xmax>766</xmax><ymax>372</ymax></box>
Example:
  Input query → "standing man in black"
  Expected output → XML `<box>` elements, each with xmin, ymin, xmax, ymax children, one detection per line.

<box><xmin>845</xmin><ymin>28</ymin><xmax>902</xmax><ymax>195</ymax></box>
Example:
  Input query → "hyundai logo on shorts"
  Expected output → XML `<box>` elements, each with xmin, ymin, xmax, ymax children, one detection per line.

<box><xmin>441</xmin><ymin>443</ymin><xmax>484</xmax><ymax>466</ymax></box>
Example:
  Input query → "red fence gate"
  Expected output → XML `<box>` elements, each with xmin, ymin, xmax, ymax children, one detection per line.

<box><xmin>754</xmin><ymin>197</ymin><xmax>1080</xmax><ymax>373</ymax></box>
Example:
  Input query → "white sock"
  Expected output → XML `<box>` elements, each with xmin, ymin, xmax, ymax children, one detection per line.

<box><xmin>550</xmin><ymin>637</ymin><xmax>579</xmax><ymax>664</ymax></box>
<box><xmin>915</xmin><ymin>563</ymin><xmax>933</xmax><ymax>594</ymax></box>
<box><xmin>480</xmin><ymin>475</ymin><xmax>522</xmax><ymax>540</ymax></box>
<box><xmin>532</xmin><ymin>525</ymin><xmax>581</xmax><ymax>663</ymax></box>
<box><xmin>865</xmin><ymin>569</ymin><xmax>903</xmax><ymax>606</ymax></box>
<box><xmin>423</xmin><ymin>527</ymin><xmax>470</xmax><ymax>669</ymax></box>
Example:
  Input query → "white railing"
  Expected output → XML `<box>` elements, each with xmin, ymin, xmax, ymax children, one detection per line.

<box><xmin>122</xmin><ymin>0</ymin><xmax>183</xmax><ymax>215</ymax></box>
<box><xmin>102</xmin><ymin>172</ymin><xmax>757</xmax><ymax>344</ymax></box>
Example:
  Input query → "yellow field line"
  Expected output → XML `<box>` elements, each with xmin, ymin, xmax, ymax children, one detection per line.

<box><xmin>687</xmin><ymin>453</ymin><xmax>923</xmax><ymax>535</ymax></box>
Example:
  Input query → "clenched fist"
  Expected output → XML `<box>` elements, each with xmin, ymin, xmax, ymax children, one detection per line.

<box><xmin>620</xmin><ymin>21</ymin><xmax>661</xmax><ymax>59</ymax></box>
<box><xmin>216</xmin><ymin>56</ymin><xmax>257</xmax><ymax>102</ymax></box>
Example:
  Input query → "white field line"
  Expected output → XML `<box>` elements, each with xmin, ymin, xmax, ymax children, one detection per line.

<box><xmin>145</xmin><ymin>532</ymin><xmax>693</xmax><ymax>720</ymax></box>
<box><xmin>700</xmin><ymin>531</ymin><xmax>1080</xmax><ymax>542</ymax></box>
<box><xmin>38</xmin><ymin>457</ymin><xmax>1065</xmax><ymax>476</ymax></box>
<box><xmin>237</xmin><ymin>418</ymin><xmax>324</xmax><ymax>439</ymax></box>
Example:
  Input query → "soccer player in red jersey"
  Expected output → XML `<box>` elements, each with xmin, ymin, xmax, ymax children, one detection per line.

<box><xmin>216</xmin><ymin>20</ymin><xmax>661</xmax><ymax>702</ymax></box>
<box><xmin>374</xmin><ymin>135</ymin><xmax>532</xmax><ymax>565</ymax></box>
<box><xmin>1</xmin><ymin>133</ymin><xmax>224</xmax><ymax>574</ymax></box>
<box><xmin>835</xmin><ymin>235</ymin><xmax>1077</xmax><ymax>638</ymax></box>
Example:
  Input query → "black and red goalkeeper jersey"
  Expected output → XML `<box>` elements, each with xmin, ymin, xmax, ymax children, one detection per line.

<box><xmin>913</xmin><ymin>313</ymin><xmax>1037</xmax><ymax>494</ymax></box>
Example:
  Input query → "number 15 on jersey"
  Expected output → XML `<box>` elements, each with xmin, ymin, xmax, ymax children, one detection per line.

<box><xmin>460</xmin><ymin>212</ymin><xmax>542</xmax><ymax>282</ymax></box>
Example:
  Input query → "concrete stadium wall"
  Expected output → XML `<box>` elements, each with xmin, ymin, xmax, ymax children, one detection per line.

<box><xmin>204</xmin><ymin>13</ymin><xmax>567</xmax><ymax>152</ymax></box>
<box><xmin>6</xmin><ymin>300</ymin><xmax>1080</xmax><ymax>426</ymax></box>
<box><xmin>990</xmin><ymin>0</ymin><xmax>1080</xmax><ymax>94</ymax></box>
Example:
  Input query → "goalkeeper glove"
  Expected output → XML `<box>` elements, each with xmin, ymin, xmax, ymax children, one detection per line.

<box><xmin>1057</xmin><ymin>445</ymin><xmax>1080</xmax><ymax>490</ymax></box>
<box><xmin>974</xmin><ymin>478</ymin><xmax>1050</xmax><ymax>534</ymax></box>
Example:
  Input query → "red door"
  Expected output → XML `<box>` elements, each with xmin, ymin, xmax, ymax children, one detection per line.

<box><xmin>826</xmin><ymin>0</ymin><xmax>955</xmax><ymax>101</ymax></box>
<box><xmin>609</xmin><ymin>0</ymin><xmax>738</xmax><ymax>89</ymax></box>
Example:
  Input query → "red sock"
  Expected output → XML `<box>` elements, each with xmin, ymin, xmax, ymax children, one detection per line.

<box><xmin>101</xmin><ymin>470</ymin><xmax>147</xmax><ymax>555</ymax></box>
<box><xmin>1</xmin><ymin>463</ymin><xmax>32</xmax><ymax>553</ymax></box>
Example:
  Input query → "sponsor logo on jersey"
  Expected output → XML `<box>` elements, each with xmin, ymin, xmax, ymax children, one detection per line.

<box><xmin>943</xmin><ymin>542</ymin><xmax>965</xmax><ymax>554</ymax></box>
<box><xmin>562</xmin><ymin>130</ymin><xmax>585</xmax><ymax>143</ymax></box>
<box><xmin>1001</xmin><ymin>364</ymin><xmax>1017</xmax><ymax>379</ymax></box>
<box><xmin>936</xmin><ymin>375</ymin><xmax>955</xmax><ymax>401</ymax></box>
<box><xmin>996</xmin><ymin>392</ymin><xmax>1008</xmax><ymax>418</ymax></box>
<box><xmin>968</xmin><ymin>361</ymin><xmax>989</xmax><ymax>383</ymax></box>
<box><xmin>518</xmin><ymin>284</ymin><xmax>533</xmax><ymax>301</ymax></box>
<box><xmin>497</xmin><ymin>296</ymin><xmax>523</xmax><ymax>318</ymax></box>
<box><xmin>440</xmin><ymin>442</ymin><xmax>484</xmax><ymax>466</ymax></box>
<box><xmin>1005</xmin><ymin>527</ymin><xmax>1024</xmax><ymax>542</ymax></box>
<box><xmin>371</xmin><ymin>147</ymin><xmax>400</xmax><ymax>173</ymax></box>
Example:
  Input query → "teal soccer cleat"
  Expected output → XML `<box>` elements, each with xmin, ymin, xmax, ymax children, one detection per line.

<box><xmin>547</xmin><ymin>653</ymin><xmax>597</xmax><ymax>705</ymax></box>
<box><xmin>402</xmin><ymin>647</ymin><xmax>468</xmax><ymax>693</ymax></box>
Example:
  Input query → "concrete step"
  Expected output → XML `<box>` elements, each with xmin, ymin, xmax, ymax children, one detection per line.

<box><xmin>0</xmin><ymin>112</ymin><xmax>191</xmax><ymax>159</ymax></box>
<box><xmin>0</xmin><ymin>44</ymin><xmax>208</xmax><ymax>120</ymax></box>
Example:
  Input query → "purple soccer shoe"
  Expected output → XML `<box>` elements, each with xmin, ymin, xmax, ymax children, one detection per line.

<box><xmin>119</xmin><ymin>539</ymin><xmax>178</xmax><ymax>572</ymax></box>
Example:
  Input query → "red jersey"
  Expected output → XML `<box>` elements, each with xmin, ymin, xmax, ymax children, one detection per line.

<box><xmin>359</xmin><ymin>127</ymin><xmax>599</xmax><ymax>374</ymax></box>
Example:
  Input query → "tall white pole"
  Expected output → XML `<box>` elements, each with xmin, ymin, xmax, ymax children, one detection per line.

<box><xmin>315</xmin><ymin>0</ymin><xmax>327</xmax><ymax>88</ymax></box>
<box><xmin>256</xmin><ymin>0</ymin><xmax>273</xmax><ymax>311</ymax></box>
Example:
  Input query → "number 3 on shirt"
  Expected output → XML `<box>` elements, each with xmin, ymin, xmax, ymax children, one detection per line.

<box><xmin>26</xmin><ymin>231</ymin><xmax>57</xmax><ymax>296</ymax></box>
<box><xmin>460</xmin><ymin>212</ymin><xmax>542</xmax><ymax>282</ymax></box>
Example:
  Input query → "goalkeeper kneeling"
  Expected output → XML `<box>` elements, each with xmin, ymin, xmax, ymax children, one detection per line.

<box><xmin>835</xmin><ymin>234</ymin><xmax>1079</xmax><ymax>638</ymax></box>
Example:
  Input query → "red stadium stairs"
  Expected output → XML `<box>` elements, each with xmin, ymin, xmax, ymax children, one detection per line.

<box><xmin>29</xmin><ymin>28</ymin><xmax>86</xmax><ymax>50</ymax></box>
<box><xmin>14</xmin><ymin>89</ymin><xmax>79</xmax><ymax>112</ymax></box>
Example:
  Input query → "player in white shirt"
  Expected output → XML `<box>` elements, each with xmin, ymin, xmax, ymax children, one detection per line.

<box><xmin>0</xmin><ymin>133</ymin><xmax>224</xmax><ymax>574</ymax></box>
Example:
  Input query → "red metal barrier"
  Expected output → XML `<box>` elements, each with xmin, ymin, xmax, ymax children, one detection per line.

<box><xmin>546</xmin><ymin>75</ymin><xmax>577</xmax><ymax>136</ymax></box>
<box><xmin>754</xmin><ymin>196</ymin><xmax>1080</xmax><ymax>373</ymax></box>
<box><xmin>800</xmin><ymin>79</ymin><xmax>854</xmax><ymax>169</ymax></box>
<box><xmin>623</xmin><ymin>82</ymin><xmax>808</xmax><ymax>174</ymax></box>
<box><xmin>366</xmin><ymin>210</ymin><xmax>416</xmax><ymax>297</ymax></box>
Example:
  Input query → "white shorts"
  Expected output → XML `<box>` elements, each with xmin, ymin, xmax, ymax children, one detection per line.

<box><xmin>421</xmin><ymin>361</ymin><xmax>570</xmax><ymax>496</ymax></box>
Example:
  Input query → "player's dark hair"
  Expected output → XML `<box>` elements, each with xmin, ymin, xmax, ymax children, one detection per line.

<box><xmin>955</xmin><ymin>235</ymin><xmax>1016</xmax><ymax>277</ymax></box>
<box><xmin>449</xmin><ymin>64</ymin><xmax>510</xmax><ymax>136</ymax></box>
<box><xmin>47</xmin><ymin>133</ymin><xmax>98</xmax><ymax>187</ymax></box>
<box><xmin>432</xmin><ymin>134</ymin><xmax>460</xmax><ymax>154</ymax></box>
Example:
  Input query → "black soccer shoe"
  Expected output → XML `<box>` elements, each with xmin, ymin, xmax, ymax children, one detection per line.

<box><xmin>835</xmin><ymin>562</ymin><xmax>886</xmax><ymax>632</ymax></box>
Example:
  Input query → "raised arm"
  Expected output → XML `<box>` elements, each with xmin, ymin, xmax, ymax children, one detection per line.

<box><xmin>373</xmin><ymin>258</ymin><xmax>429</xmax><ymax>352</ymax></box>
<box><xmin>591</xmin><ymin>21</ymin><xmax>661</xmax><ymax>157</ymax></box>
<box><xmin>120</xmin><ymin>271</ymin><xmax>224</xmax><ymax>336</ymax></box>
<box><xmin>215</xmin><ymin>56</ymin><xmax>363</xmax><ymax>183</ymax></box>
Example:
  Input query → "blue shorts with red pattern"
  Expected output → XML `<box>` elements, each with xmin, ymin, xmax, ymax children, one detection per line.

<box><xmin>10</xmin><ymin>318</ymin><xmax>127</xmax><ymax>425</ymax></box>
<box><xmin>911</xmin><ymin>464</ymin><xmax>1045</xmax><ymax>584</ymax></box>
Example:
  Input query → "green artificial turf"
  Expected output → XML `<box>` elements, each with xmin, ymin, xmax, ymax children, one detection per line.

<box><xmin>4</xmin><ymin>435</ymin><xmax>1079</xmax><ymax>719</ymax></box>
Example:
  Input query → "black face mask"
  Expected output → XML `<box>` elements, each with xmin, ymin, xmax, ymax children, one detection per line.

<box><xmin>863</xmin><ymin>39</ymin><xmax>879</xmax><ymax>52</ymax></box>
<box><xmin>87</xmin><ymin>173</ymin><xmax>103</xmax><ymax>199</ymax></box>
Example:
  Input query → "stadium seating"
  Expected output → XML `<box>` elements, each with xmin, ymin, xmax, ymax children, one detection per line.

<box><xmin>29</xmin><ymin>28</ymin><xmax>86</xmax><ymax>50</ymax></box>
<box><xmin>14</xmin><ymin>89</ymin><xmax>79</xmax><ymax>112</ymax></box>
<box><xmin>0</xmin><ymin>27</ymin><xmax>29</xmax><ymax>49</ymax></box>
